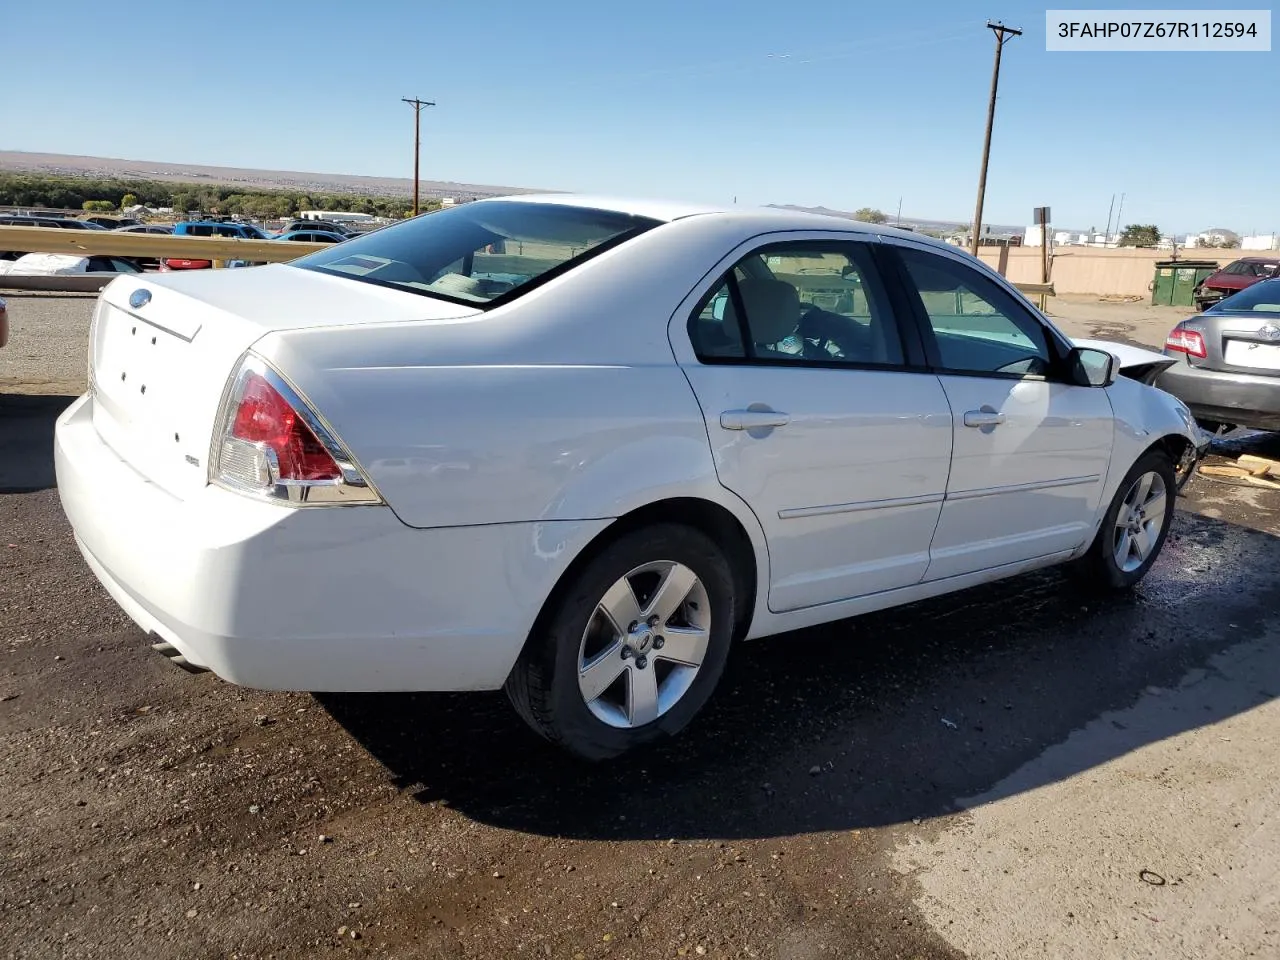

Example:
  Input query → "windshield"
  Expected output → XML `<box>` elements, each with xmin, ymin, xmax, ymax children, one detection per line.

<box><xmin>291</xmin><ymin>201</ymin><xmax>661</xmax><ymax>306</ymax></box>
<box><xmin>1214</xmin><ymin>278</ymin><xmax>1280</xmax><ymax>313</ymax></box>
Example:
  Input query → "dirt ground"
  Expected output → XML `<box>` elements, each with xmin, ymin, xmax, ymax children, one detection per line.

<box><xmin>2</xmin><ymin>294</ymin><xmax>1277</xmax><ymax>959</ymax></box>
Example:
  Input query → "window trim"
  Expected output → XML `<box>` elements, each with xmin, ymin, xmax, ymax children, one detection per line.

<box><xmin>879</xmin><ymin>241</ymin><xmax>1077</xmax><ymax>384</ymax></box>
<box><xmin>684</xmin><ymin>237</ymin><xmax>926</xmax><ymax>372</ymax></box>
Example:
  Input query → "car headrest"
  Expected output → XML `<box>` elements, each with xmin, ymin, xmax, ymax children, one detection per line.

<box><xmin>738</xmin><ymin>277</ymin><xmax>800</xmax><ymax>345</ymax></box>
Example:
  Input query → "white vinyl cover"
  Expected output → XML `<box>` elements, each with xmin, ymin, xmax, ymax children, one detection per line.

<box><xmin>0</xmin><ymin>253</ymin><xmax>91</xmax><ymax>275</ymax></box>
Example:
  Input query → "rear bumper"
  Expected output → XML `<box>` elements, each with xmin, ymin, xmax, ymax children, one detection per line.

<box><xmin>1156</xmin><ymin>360</ymin><xmax>1280</xmax><ymax>430</ymax></box>
<box><xmin>54</xmin><ymin>394</ymin><xmax>608</xmax><ymax>692</ymax></box>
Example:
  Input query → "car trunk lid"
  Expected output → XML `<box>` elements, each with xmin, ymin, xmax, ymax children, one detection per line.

<box><xmin>88</xmin><ymin>264</ymin><xmax>480</xmax><ymax>500</ymax></box>
<box><xmin>1207</xmin><ymin>314</ymin><xmax>1280</xmax><ymax>376</ymax></box>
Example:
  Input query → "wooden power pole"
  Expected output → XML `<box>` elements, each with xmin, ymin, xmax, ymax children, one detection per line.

<box><xmin>969</xmin><ymin>21</ymin><xmax>1021</xmax><ymax>256</ymax></box>
<box><xmin>401</xmin><ymin>97</ymin><xmax>436</xmax><ymax>217</ymax></box>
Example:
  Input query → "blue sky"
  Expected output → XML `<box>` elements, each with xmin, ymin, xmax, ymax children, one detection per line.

<box><xmin>3</xmin><ymin>0</ymin><xmax>1275</xmax><ymax>235</ymax></box>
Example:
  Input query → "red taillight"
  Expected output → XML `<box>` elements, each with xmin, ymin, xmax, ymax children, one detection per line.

<box><xmin>229</xmin><ymin>372</ymin><xmax>341</xmax><ymax>480</ymax></box>
<box><xmin>1165</xmin><ymin>327</ymin><xmax>1206</xmax><ymax>358</ymax></box>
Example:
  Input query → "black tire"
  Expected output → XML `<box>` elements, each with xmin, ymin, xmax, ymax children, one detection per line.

<box><xmin>1069</xmin><ymin>450</ymin><xmax>1177</xmax><ymax>590</ymax></box>
<box><xmin>504</xmin><ymin>523</ymin><xmax>736</xmax><ymax>761</ymax></box>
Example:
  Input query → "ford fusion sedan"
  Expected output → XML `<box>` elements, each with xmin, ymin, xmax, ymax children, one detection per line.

<box><xmin>54</xmin><ymin>196</ymin><xmax>1206</xmax><ymax>760</ymax></box>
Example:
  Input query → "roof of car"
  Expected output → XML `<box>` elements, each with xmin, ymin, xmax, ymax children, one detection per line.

<box><xmin>486</xmin><ymin>193</ymin><xmax>936</xmax><ymax>245</ymax></box>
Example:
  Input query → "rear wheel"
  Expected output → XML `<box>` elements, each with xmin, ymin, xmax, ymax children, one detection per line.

<box><xmin>504</xmin><ymin>524</ymin><xmax>736</xmax><ymax>761</ymax></box>
<box><xmin>1070</xmin><ymin>450</ymin><xmax>1176</xmax><ymax>590</ymax></box>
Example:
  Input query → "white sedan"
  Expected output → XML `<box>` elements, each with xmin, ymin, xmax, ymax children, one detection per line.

<box><xmin>54</xmin><ymin>196</ymin><xmax>1207</xmax><ymax>759</ymax></box>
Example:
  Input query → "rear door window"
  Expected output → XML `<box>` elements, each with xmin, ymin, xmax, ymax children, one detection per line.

<box><xmin>688</xmin><ymin>241</ymin><xmax>906</xmax><ymax>367</ymax></box>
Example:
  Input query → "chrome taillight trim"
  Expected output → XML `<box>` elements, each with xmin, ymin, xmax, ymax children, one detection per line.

<box><xmin>209</xmin><ymin>353</ymin><xmax>384</xmax><ymax>507</ymax></box>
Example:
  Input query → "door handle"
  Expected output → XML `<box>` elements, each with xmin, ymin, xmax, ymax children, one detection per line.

<box><xmin>721</xmin><ymin>409</ymin><xmax>791</xmax><ymax>431</ymax></box>
<box><xmin>963</xmin><ymin>409</ymin><xmax>1007</xmax><ymax>428</ymax></box>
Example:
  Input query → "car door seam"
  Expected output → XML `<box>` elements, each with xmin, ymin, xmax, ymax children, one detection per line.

<box><xmin>919</xmin><ymin>374</ymin><xmax>956</xmax><ymax>583</ymax></box>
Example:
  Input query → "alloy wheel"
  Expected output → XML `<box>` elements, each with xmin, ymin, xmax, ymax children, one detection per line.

<box><xmin>1112</xmin><ymin>471</ymin><xmax>1168</xmax><ymax>573</ymax></box>
<box><xmin>577</xmin><ymin>560</ymin><xmax>711</xmax><ymax>729</ymax></box>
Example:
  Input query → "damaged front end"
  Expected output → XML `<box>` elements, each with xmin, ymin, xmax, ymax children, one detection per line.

<box><xmin>1073</xmin><ymin>337</ymin><xmax>1211</xmax><ymax>490</ymax></box>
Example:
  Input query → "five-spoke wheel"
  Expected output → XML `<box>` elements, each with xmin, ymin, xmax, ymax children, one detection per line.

<box><xmin>505</xmin><ymin>524</ymin><xmax>736</xmax><ymax>761</ymax></box>
<box><xmin>577</xmin><ymin>561</ymin><xmax>712</xmax><ymax>728</ymax></box>
<box><xmin>1112</xmin><ymin>470</ymin><xmax>1168</xmax><ymax>573</ymax></box>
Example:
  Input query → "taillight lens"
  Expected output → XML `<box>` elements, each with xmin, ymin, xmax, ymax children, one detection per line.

<box><xmin>1165</xmin><ymin>327</ymin><xmax>1206</xmax><ymax>358</ymax></box>
<box><xmin>211</xmin><ymin>356</ymin><xmax>380</xmax><ymax>505</ymax></box>
<box><xmin>231</xmin><ymin>372</ymin><xmax>341</xmax><ymax>480</ymax></box>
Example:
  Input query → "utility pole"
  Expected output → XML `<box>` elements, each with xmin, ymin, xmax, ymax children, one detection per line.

<box><xmin>401</xmin><ymin>97</ymin><xmax>436</xmax><ymax>217</ymax></box>
<box><xmin>969</xmin><ymin>20</ymin><xmax>1021</xmax><ymax>257</ymax></box>
<box><xmin>1113</xmin><ymin>191</ymin><xmax>1126</xmax><ymax>246</ymax></box>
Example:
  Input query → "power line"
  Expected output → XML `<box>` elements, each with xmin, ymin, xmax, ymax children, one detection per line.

<box><xmin>401</xmin><ymin>97</ymin><xmax>436</xmax><ymax>217</ymax></box>
<box><xmin>969</xmin><ymin>21</ymin><xmax>1021</xmax><ymax>257</ymax></box>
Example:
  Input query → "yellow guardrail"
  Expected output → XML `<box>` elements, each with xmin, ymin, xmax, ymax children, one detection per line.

<box><xmin>0</xmin><ymin>225</ymin><xmax>327</xmax><ymax>263</ymax></box>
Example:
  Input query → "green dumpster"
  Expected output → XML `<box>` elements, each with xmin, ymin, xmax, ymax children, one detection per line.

<box><xmin>1152</xmin><ymin>259</ymin><xmax>1219</xmax><ymax>307</ymax></box>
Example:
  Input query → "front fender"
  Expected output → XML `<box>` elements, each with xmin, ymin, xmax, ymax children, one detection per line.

<box><xmin>1087</xmin><ymin>376</ymin><xmax>1206</xmax><ymax>544</ymax></box>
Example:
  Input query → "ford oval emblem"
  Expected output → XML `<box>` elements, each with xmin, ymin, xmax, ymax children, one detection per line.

<box><xmin>129</xmin><ymin>289</ymin><xmax>151</xmax><ymax>309</ymax></box>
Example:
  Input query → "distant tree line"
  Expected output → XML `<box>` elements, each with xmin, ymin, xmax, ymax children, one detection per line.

<box><xmin>0</xmin><ymin>173</ymin><xmax>434</xmax><ymax>220</ymax></box>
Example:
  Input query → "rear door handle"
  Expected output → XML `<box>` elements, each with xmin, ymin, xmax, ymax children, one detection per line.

<box><xmin>721</xmin><ymin>409</ymin><xmax>791</xmax><ymax>431</ymax></box>
<box><xmin>963</xmin><ymin>409</ymin><xmax>1006</xmax><ymax>428</ymax></box>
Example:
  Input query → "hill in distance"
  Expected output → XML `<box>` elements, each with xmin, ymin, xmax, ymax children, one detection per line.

<box><xmin>0</xmin><ymin>150</ymin><xmax>538</xmax><ymax>201</ymax></box>
<box><xmin>0</xmin><ymin>151</ymin><xmax>1037</xmax><ymax>233</ymax></box>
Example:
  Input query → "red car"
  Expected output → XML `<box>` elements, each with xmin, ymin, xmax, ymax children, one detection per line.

<box><xmin>158</xmin><ymin>257</ymin><xmax>212</xmax><ymax>271</ymax></box>
<box><xmin>1195</xmin><ymin>256</ymin><xmax>1280</xmax><ymax>310</ymax></box>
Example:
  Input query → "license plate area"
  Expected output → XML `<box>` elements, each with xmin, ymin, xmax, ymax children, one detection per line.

<box><xmin>93</xmin><ymin>305</ymin><xmax>189</xmax><ymax>433</ymax></box>
<box><xmin>1223</xmin><ymin>338</ymin><xmax>1280</xmax><ymax>371</ymax></box>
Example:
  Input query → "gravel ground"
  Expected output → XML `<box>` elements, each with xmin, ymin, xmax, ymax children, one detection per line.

<box><xmin>0</xmin><ymin>293</ymin><xmax>96</xmax><ymax>396</ymax></box>
<box><xmin>2</xmin><ymin>294</ymin><xmax>1278</xmax><ymax>959</ymax></box>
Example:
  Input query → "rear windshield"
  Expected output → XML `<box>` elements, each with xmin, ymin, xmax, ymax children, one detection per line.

<box><xmin>291</xmin><ymin>201</ymin><xmax>661</xmax><ymax>307</ymax></box>
<box><xmin>1214</xmin><ymin>279</ymin><xmax>1280</xmax><ymax>313</ymax></box>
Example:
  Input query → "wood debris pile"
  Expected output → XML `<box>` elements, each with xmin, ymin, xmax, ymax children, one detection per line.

<box><xmin>1199</xmin><ymin>454</ymin><xmax>1280</xmax><ymax>489</ymax></box>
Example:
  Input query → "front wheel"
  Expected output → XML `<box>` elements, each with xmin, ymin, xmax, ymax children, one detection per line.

<box><xmin>1070</xmin><ymin>450</ymin><xmax>1176</xmax><ymax>590</ymax></box>
<box><xmin>504</xmin><ymin>524</ymin><xmax>736</xmax><ymax>761</ymax></box>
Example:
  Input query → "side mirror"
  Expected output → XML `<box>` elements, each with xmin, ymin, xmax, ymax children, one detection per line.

<box><xmin>1067</xmin><ymin>346</ymin><xmax>1117</xmax><ymax>387</ymax></box>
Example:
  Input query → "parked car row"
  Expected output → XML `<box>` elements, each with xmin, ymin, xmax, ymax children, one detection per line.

<box><xmin>157</xmin><ymin>220</ymin><xmax>350</xmax><ymax>271</ymax></box>
<box><xmin>0</xmin><ymin>214</ymin><xmax>355</xmax><ymax>275</ymax></box>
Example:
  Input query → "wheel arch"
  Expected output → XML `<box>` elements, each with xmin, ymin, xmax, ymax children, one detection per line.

<box><xmin>520</xmin><ymin>496</ymin><xmax>765</xmax><ymax>668</ymax></box>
